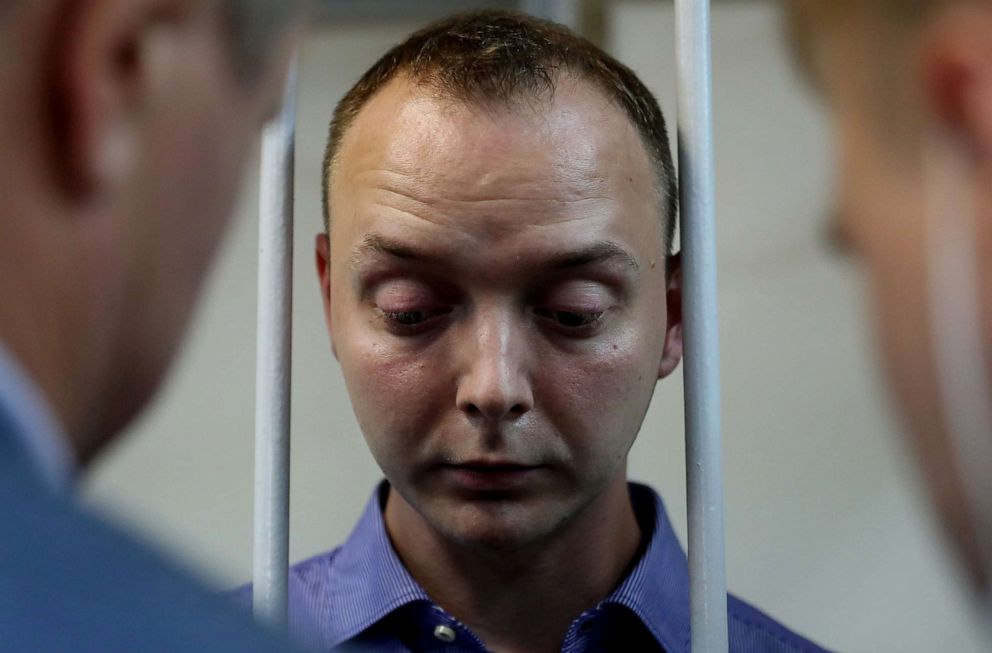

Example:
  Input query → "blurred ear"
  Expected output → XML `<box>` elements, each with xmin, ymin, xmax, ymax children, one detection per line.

<box><xmin>922</xmin><ymin>5</ymin><xmax>992</xmax><ymax>158</ymax></box>
<box><xmin>315</xmin><ymin>232</ymin><xmax>338</xmax><ymax>359</ymax></box>
<box><xmin>658</xmin><ymin>252</ymin><xmax>683</xmax><ymax>380</ymax></box>
<box><xmin>50</xmin><ymin>0</ymin><xmax>187</xmax><ymax>199</ymax></box>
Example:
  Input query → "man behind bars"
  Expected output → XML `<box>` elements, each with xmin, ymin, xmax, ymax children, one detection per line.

<box><xmin>0</xmin><ymin>1</ymin><xmax>308</xmax><ymax>651</ymax></box>
<box><xmin>236</xmin><ymin>12</ymin><xmax>825</xmax><ymax>653</ymax></box>
<box><xmin>782</xmin><ymin>0</ymin><xmax>992</xmax><ymax>635</ymax></box>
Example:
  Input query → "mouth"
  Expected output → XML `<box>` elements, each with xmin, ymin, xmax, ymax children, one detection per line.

<box><xmin>440</xmin><ymin>461</ymin><xmax>543</xmax><ymax>492</ymax></box>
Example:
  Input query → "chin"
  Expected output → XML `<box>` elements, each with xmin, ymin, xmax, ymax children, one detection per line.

<box><xmin>430</xmin><ymin>499</ymin><xmax>571</xmax><ymax>551</ymax></box>
<box><xmin>112</xmin><ymin>370</ymin><xmax>163</xmax><ymax>427</ymax></box>
<box><xmin>78</xmin><ymin>375</ymin><xmax>160</xmax><ymax>465</ymax></box>
<box><xmin>87</xmin><ymin>345</ymin><xmax>174</xmax><ymax>454</ymax></box>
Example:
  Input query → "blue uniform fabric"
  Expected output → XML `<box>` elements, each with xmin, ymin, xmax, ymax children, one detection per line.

<box><xmin>234</xmin><ymin>482</ymin><xmax>830</xmax><ymax>652</ymax></box>
<box><xmin>0</xmin><ymin>387</ymin><xmax>304</xmax><ymax>653</ymax></box>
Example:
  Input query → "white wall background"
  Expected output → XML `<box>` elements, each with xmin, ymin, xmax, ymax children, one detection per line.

<box><xmin>84</xmin><ymin>2</ymin><xmax>990</xmax><ymax>651</ymax></box>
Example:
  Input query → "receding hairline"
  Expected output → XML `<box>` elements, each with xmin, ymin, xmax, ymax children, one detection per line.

<box><xmin>320</xmin><ymin>10</ymin><xmax>678</xmax><ymax>261</ymax></box>
<box><xmin>324</xmin><ymin>70</ymin><xmax>663</xmax><ymax>202</ymax></box>
<box><xmin>322</xmin><ymin>71</ymin><xmax>675</xmax><ymax>257</ymax></box>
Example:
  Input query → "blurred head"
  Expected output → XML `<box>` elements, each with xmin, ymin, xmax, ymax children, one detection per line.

<box><xmin>784</xmin><ymin>0</ymin><xmax>992</xmax><ymax>592</ymax></box>
<box><xmin>316</xmin><ymin>11</ymin><xmax>682</xmax><ymax>550</ymax></box>
<box><xmin>0</xmin><ymin>0</ymin><xmax>304</xmax><ymax>464</ymax></box>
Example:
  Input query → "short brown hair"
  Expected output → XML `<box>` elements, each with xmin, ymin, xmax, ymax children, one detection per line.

<box><xmin>321</xmin><ymin>10</ymin><xmax>678</xmax><ymax>258</ymax></box>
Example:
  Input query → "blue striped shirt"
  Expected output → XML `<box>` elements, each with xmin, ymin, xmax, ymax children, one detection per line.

<box><xmin>235</xmin><ymin>482</ymin><xmax>828</xmax><ymax>652</ymax></box>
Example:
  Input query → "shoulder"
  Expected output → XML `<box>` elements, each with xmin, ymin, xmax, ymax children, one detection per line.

<box><xmin>0</xmin><ymin>462</ymin><xmax>297</xmax><ymax>653</ymax></box>
<box><xmin>290</xmin><ymin>546</ymin><xmax>347</xmax><ymax>582</ymax></box>
<box><xmin>727</xmin><ymin>595</ymin><xmax>831</xmax><ymax>653</ymax></box>
<box><xmin>230</xmin><ymin>547</ymin><xmax>345</xmax><ymax>649</ymax></box>
<box><xmin>233</xmin><ymin>546</ymin><xmax>345</xmax><ymax>604</ymax></box>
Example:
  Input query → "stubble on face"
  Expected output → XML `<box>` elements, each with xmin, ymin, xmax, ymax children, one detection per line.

<box><xmin>325</xmin><ymin>75</ymin><xmax>674</xmax><ymax>552</ymax></box>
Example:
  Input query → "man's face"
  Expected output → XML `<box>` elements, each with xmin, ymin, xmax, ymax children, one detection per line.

<box><xmin>99</xmin><ymin>7</ymin><xmax>299</xmax><ymax>435</ymax></box>
<box><xmin>820</xmin><ymin>31</ymin><xmax>992</xmax><ymax>587</ymax></box>
<box><xmin>319</xmin><ymin>76</ymin><xmax>682</xmax><ymax>548</ymax></box>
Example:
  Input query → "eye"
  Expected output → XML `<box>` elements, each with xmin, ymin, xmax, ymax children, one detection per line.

<box><xmin>370</xmin><ymin>279</ymin><xmax>452</xmax><ymax>334</ymax></box>
<box><xmin>375</xmin><ymin>306</ymin><xmax>452</xmax><ymax>335</ymax></box>
<box><xmin>380</xmin><ymin>309</ymin><xmax>434</xmax><ymax>326</ymax></box>
<box><xmin>533</xmin><ymin>281</ymin><xmax>613</xmax><ymax>335</ymax></box>
<box><xmin>537</xmin><ymin>309</ymin><xmax>604</xmax><ymax>328</ymax></box>
<box><xmin>377</xmin><ymin>297</ymin><xmax>452</xmax><ymax>324</ymax></box>
<box><xmin>534</xmin><ymin>308</ymin><xmax>606</xmax><ymax>336</ymax></box>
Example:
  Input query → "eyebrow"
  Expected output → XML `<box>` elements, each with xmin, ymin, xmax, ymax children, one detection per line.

<box><xmin>545</xmin><ymin>242</ymin><xmax>640</xmax><ymax>271</ymax></box>
<box><xmin>349</xmin><ymin>234</ymin><xmax>428</xmax><ymax>269</ymax></box>
<box><xmin>349</xmin><ymin>234</ymin><xmax>640</xmax><ymax>272</ymax></box>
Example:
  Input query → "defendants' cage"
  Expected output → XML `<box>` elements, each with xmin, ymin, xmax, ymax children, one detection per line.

<box><xmin>252</xmin><ymin>2</ymin><xmax>727</xmax><ymax>651</ymax></box>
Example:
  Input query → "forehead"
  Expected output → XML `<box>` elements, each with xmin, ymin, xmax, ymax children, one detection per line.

<box><xmin>328</xmin><ymin>76</ymin><xmax>662</xmax><ymax>258</ymax></box>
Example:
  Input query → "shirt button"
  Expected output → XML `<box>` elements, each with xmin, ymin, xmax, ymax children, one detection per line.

<box><xmin>433</xmin><ymin>624</ymin><xmax>457</xmax><ymax>643</ymax></box>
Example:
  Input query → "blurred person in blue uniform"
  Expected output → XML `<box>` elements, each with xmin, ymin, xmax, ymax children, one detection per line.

<box><xmin>784</xmin><ymin>0</ymin><xmax>992</xmax><ymax>637</ymax></box>
<box><xmin>236</xmin><ymin>11</ymin><xmax>827</xmax><ymax>653</ymax></box>
<box><xmin>0</xmin><ymin>0</ymin><xmax>308</xmax><ymax>650</ymax></box>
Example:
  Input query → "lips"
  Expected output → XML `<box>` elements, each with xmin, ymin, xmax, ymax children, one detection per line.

<box><xmin>441</xmin><ymin>461</ymin><xmax>542</xmax><ymax>491</ymax></box>
<box><xmin>457</xmin><ymin>461</ymin><xmax>533</xmax><ymax>472</ymax></box>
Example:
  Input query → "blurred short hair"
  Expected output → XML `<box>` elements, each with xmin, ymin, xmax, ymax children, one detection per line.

<box><xmin>321</xmin><ymin>10</ymin><xmax>679</xmax><ymax>260</ymax></box>
<box><xmin>784</xmin><ymin>1</ymin><xmax>943</xmax><ymax>90</ymax></box>
<box><xmin>782</xmin><ymin>0</ymin><xmax>974</xmax><ymax>142</ymax></box>
<box><xmin>1</xmin><ymin>1</ymin><xmax>302</xmax><ymax>81</ymax></box>
<box><xmin>223</xmin><ymin>0</ymin><xmax>304</xmax><ymax>80</ymax></box>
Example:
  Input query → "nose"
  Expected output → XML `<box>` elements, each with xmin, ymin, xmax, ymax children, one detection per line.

<box><xmin>455</xmin><ymin>310</ymin><xmax>534</xmax><ymax>423</ymax></box>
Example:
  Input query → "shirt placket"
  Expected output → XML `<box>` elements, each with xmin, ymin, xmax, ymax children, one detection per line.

<box><xmin>412</xmin><ymin>604</ymin><xmax>490</xmax><ymax>653</ymax></box>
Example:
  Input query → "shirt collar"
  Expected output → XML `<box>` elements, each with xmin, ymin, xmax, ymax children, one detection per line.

<box><xmin>327</xmin><ymin>480</ymin><xmax>690</xmax><ymax>652</ymax></box>
<box><xmin>321</xmin><ymin>481</ymin><xmax>430</xmax><ymax>649</ymax></box>
<box><xmin>0</xmin><ymin>341</ymin><xmax>74</xmax><ymax>492</ymax></box>
<box><xmin>602</xmin><ymin>482</ymin><xmax>691</xmax><ymax>653</ymax></box>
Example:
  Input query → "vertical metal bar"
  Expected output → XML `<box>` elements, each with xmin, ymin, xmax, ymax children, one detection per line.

<box><xmin>253</xmin><ymin>61</ymin><xmax>298</xmax><ymax>629</ymax></box>
<box><xmin>674</xmin><ymin>1</ymin><xmax>728</xmax><ymax>651</ymax></box>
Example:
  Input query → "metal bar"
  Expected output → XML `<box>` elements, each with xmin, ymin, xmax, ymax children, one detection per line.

<box><xmin>674</xmin><ymin>1</ymin><xmax>728</xmax><ymax>651</ymax></box>
<box><xmin>253</xmin><ymin>61</ymin><xmax>298</xmax><ymax>629</ymax></box>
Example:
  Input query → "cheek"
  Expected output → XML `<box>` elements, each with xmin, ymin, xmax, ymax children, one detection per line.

<box><xmin>156</xmin><ymin>58</ymin><xmax>239</xmax><ymax>198</ymax></box>
<box><xmin>183</xmin><ymin>112</ymin><xmax>244</xmax><ymax>234</ymax></box>
<box><xmin>862</xmin><ymin>234</ymin><xmax>955</xmax><ymax>491</ymax></box>
<box><xmin>858</xmin><ymin>204</ymin><xmax>931</xmax><ymax>403</ymax></box>
<box><xmin>336</xmin><ymin>320</ymin><xmax>447</xmax><ymax>450</ymax></box>
<box><xmin>539</xmin><ymin>323</ymin><xmax>660</xmax><ymax>454</ymax></box>
<box><xmin>143</xmin><ymin>88</ymin><xmax>248</xmax><ymax>293</ymax></box>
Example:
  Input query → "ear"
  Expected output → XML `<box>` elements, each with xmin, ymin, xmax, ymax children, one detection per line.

<box><xmin>658</xmin><ymin>252</ymin><xmax>683</xmax><ymax>380</ymax></box>
<box><xmin>921</xmin><ymin>5</ymin><xmax>992</xmax><ymax>158</ymax></box>
<box><xmin>315</xmin><ymin>232</ymin><xmax>338</xmax><ymax>359</ymax></box>
<box><xmin>50</xmin><ymin>0</ymin><xmax>183</xmax><ymax>199</ymax></box>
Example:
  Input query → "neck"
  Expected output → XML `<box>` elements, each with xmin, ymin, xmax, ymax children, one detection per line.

<box><xmin>385</xmin><ymin>476</ymin><xmax>641</xmax><ymax>653</ymax></box>
<box><xmin>0</xmin><ymin>199</ymin><xmax>124</xmax><ymax>467</ymax></box>
<box><xmin>0</xmin><ymin>276</ymin><xmax>89</xmax><ymax>465</ymax></box>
